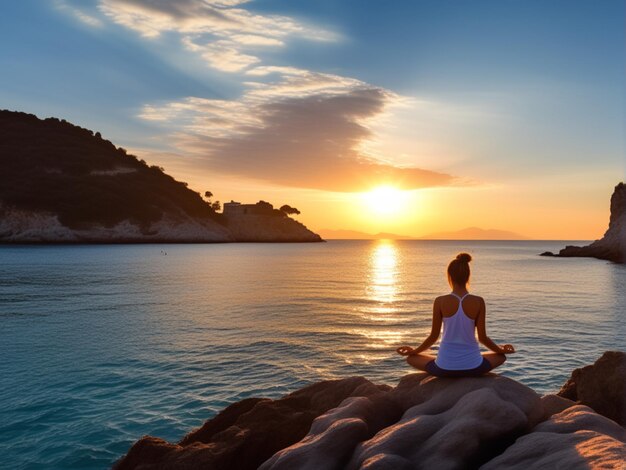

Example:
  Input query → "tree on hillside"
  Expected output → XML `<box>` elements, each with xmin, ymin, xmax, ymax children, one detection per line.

<box><xmin>211</xmin><ymin>201</ymin><xmax>221</xmax><ymax>211</ymax></box>
<box><xmin>204</xmin><ymin>191</ymin><xmax>213</xmax><ymax>199</ymax></box>
<box><xmin>280</xmin><ymin>204</ymin><xmax>301</xmax><ymax>216</ymax></box>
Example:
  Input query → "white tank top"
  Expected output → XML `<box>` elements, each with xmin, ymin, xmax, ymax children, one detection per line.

<box><xmin>435</xmin><ymin>292</ymin><xmax>483</xmax><ymax>370</ymax></box>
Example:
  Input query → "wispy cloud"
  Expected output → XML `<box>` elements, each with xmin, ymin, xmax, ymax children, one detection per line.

<box><xmin>98</xmin><ymin>0</ymin><xmax>335</xmax><ymax>72</ymax></box>
<box><xmin>55</xmin><ymin>0</ymin><xmax>104</xmax><ymax>28</ymax></box>
<box><xmin>139</xmin><ymin>68</ymin><xmax>456</xmax><ymax>192</ymax></box>
<box><xmin>56</xmin><ymin>0</ymin><xmax>458</xmax><ymax>191</ymax></box>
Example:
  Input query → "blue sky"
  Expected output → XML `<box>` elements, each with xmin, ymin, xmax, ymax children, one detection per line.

<box><xmin>1</xmin><ymin>0</ymin><xmax>624</xmax><ymax>237</ymax></box>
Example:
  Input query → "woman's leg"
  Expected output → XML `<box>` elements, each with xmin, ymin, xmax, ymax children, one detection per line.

<box><xmin>406</xmin><ymin>353</ymin><xmax>437</xmax><ymax>372</ymax></box>
<box><xmin>482</xmin><ymin>352</ymin><xmax>507</xmax><ymax>370</ymax></box>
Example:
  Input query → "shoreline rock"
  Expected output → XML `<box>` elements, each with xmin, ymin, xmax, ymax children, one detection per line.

<box><xmin>114</xmin><ymin>351</ymin><xmax>626</xmax><ymax>470</ymax></box>
<box><xmin>558</xmin><ymin>351</ymin><xmax>626</xmax><ymax>426</ymax></box>
<box><xmin>541</xmin><ymin>182</ymin><xmax>625</xmax><ymax>263</ymax></box>
<box><xmin>0</xmin><ymin>206</ymin><xmax>324</xmax><ymax>244</ymax></box>
<box><xmin>224</xmin><ymin>213</ymin><xmax>323</xmax><ymax>243</ymax></box>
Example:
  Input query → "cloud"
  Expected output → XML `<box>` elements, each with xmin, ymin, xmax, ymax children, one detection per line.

<box><xmin>55</xmin><ymin>0</ymin><xmax>104</xmax><ymax>28</ymax></box>
<box><xmin>98</xmin><ymin>0</ymin><xmax>334</xmax><ymax>72</ymax></box>
<box><xmin>139</xmin><ymin>69</ymin><xmax>456</xmax><ymax>192</ymax></box>
<box><xmin>56</xmin><ymin>0</ymin><xmax>458</xmax><ymax>191</ymax></box>
<box><xmin>182</xmin><ymin>37</ymin><xmax>259</xmax><ymax>72</ymax></box>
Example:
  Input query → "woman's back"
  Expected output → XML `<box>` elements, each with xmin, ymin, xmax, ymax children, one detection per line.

<box><xmin>435</xmin><ymin>293</ymin><xmax>483</xmax><ymax>370</ymax></box>
<box><xmin>398</xmin><ymin>252</ymin><xmax>515</xmax><ymax>377</ymax></box>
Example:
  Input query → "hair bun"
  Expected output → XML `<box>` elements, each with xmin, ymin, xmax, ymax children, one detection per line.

<box><xmin>456</xmin><ymin>252</ymin><xmax>472</xmax><ymax>263</ymax></box>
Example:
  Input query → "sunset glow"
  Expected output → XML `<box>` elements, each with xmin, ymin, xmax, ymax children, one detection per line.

<box><xmin>1</xmin><ymin>1</ymin><xmax>622</xmax><ymax>239</ymax></box>
<box><xmin>362</xmin><ymin>186</ymin><xmax>412</xmax><ymax>218</ymax></box>
<box><xmin>2</xmin><ymin>3</ymin><xmax>625</xmax><ymax>470</ymax></box>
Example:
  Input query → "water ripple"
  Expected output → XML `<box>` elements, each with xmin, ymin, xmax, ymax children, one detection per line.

<box><xmin>0</xmin><ymin>241</ymin><xmax>624</xmax><ymax>469</ymax></box>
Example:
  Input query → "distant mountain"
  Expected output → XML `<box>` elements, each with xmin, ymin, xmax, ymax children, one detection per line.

<box><xmin>0</xmin><ymin>110</ymin><xmax>321</xmax><ymax>243</ymax></box>
<box><xmin>419</xmin><ymin>227</ymin><xmax>530</xmax><ymax>240</ymax></box>
<box><xmin>319</xmin><ymin>227</ymin><xmax>530</xmax><ymax>240</ymax></box>
<box><xmin>317</xmin><ymin>229</ymin><xmax>413</xmax><ymax>239</ymax></box>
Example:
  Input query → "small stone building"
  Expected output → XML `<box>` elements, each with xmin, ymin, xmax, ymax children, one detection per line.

<box><xmin>223</xmin><ymin>200</ymin><xmax>275</xmax><ymax>216</ymax></box>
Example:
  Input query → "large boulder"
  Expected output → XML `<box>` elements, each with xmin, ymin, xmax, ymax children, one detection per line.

<box><xmin>346</xmin><ymin>374</ymin><xmax>543</xmax><ymax>470</ymax></box>
<box><xmin>558</xmin><ymin>351</ymin><xmax>626</xmax><ymax>426</ymax></box>
<box><xmin>259</xmin><ymin>394</ymin><xmax>402</xmax><ymax>470</ymax></box>
<box><xmin>481</xmin><ymin>405</ymin><xmax>626</xmax><ymax>469</ymax></box>
<box><xmin>259</xmin><ymin>373</ymin><xmax>543</xmax><ymax>470</ymax></box>
<box><xmin>115</xmin><ymin>352</ymin><xmax>626</xmax><ymax>470</ymax></box>
<box><xmin>113</xmin><ymin>377</ymin><xmax>389</xmax><ymax>470</ymax></box>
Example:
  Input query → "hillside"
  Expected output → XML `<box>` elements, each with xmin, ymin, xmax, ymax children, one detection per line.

<box><xmin>0</xmin><ymin>110</ymin><xmax>321</xmax><ymax>243</ymax></box>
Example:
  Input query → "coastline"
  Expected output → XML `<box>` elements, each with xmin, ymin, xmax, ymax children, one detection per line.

<box><xmin>114</xmin><ymin>352</ymin><xmax>626</xmax><ymax>470</ymax></box>
<box><xmin>0</xmin><ymin>239</ymin><xmax>326</xmax><ymax>245</ymax></box>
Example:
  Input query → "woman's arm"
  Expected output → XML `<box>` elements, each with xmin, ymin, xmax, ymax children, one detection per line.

<box><xmin>476</xmin><ymin>298</ymin><xmax>515</xmax><ymax>354</ymax></box>
<box><xmin>399</xmin><ymin>298</ymin><xmax>442</xmax><ymax>355</ymax></box>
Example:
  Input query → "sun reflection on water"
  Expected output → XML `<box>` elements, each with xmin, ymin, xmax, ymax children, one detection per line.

<box><xmin>350</xmin><ymin>240</ymin><xmax>407</xmax><ymax>360</ymax></box>
<box><xmin>367</xmin><ymin>240</ymin><xmax>399</xmax><ymax>311</ymax></box>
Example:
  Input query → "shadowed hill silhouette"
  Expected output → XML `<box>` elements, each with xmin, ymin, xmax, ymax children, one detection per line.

<box><xmin>0</xmin><ymin>109</ymin><xmax>221</xmax><ymax>230</ymax></box>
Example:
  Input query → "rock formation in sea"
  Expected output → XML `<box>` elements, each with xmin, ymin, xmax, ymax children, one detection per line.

<box><xmin>0</xmin><ymin>110</ymin><xmax>322</xmax><ymax>243</ymax></box>
<box><xmin>114</xmin><ymin>351</ymin><xmax>626</xmax><ymax>470</ymax></box>
<box><xmin>542</xmin><ymin>182</ymin><xmax>625</xmax><ymax>263</ymax></box>
<box><xmin>558</xmin><ymin>351</ymin><xmax>626</xmax><ymax>426</ymax></box>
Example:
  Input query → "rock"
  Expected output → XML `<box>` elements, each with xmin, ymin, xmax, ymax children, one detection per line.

<box><xmin>259</xmin><ymin>394</ymin><xmax>402</xmax><ymax>470</ymax></box>
<box><xmin>539</xmin><ymin>394</ymin><xmax>576</xmax><ymax>421</ymax></box>
<box><xmin>548</xmin><ymin>182</ymin><xmax>626</xmax><ymax>262</ymax></box>
<box><xmin>558</xmin><ymin>351</ymin><xmax>626</xmax><ymax>425</ymax></box>
<box><xmin>346</xmin><ymin>374</ymin><xmax>543</xmax><ymax>470</ymax></box>
<box><xmin>390</xmin><ymin>373</ymin><xmax>543</xmax><ymax>427</ymax></box>
<box><xmin>113</xmin><ymin>377</ymin><xmax>387</xmax><ymax>470</ymax></box>
<box><xmin>116</xmin><ymin>352</ymin><xmax>626</xmax><ymax>470</ymax></box>
<box><xmin>481</xmin><ymin>405</ymin><xmax>626</xmax><ymax>469</ymax></box>
<box><xmin>224</xmin><ymin>213</ymin><xmax>322</xmax><ymax>242</ymax></box>
<box><xmin>539</xmin><ymin>251</ymin><xmax>555</xmax><ymax>256</ymax></box>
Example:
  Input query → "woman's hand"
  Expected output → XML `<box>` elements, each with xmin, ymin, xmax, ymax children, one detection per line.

<box><xmin>396</xmin><ymin>346</ymin><xmax>415</xmax><ymax>356</ymax></box>
<box><xmin>500</xmin><ymin>344</ymin><xmax>516</xmax><ymax>354</ymax></box>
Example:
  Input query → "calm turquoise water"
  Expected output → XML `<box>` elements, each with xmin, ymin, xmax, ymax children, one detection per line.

<box><xmin>1</xmin><ymin>240</ymin><xmax>625</xmax><ymax>469</ymax></box>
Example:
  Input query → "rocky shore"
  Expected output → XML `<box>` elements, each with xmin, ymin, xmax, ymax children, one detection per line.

<box><xmin>0</xmin><ymin>204</ymin><xmax>322</xmax><ymax>243</ymax></box>
<box><xmin>114</xmin><ymin>351</ymin><xmax>626</xmax><ymax>469</ymax></box>
<box><xmin>542</xmin><ymin>182</ymin><xmax>625</xmax><ymax>263</ymax></box>
<box><xmin>0</xmin><ymin>110</ymin><xmax>322</xmax><ymax>244</ymax></box>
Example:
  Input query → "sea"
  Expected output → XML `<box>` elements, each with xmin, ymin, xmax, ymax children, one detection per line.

<box><xmin>1</xmin><ymin>240</ymin><xmax>625</xmax><ymax>469</ymax></box>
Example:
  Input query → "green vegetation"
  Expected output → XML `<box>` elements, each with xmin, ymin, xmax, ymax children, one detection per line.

<box><xmin>279</xmin><ymin>205</ymin><xmax>300</xmax><ymax>216</ymax></box>
<box><xmin>0</xmin><ymin>110</ymin><xmax>223</xmax><ymax>229</ymax></box>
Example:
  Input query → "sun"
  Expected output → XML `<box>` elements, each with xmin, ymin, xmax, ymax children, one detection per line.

<box><xmin>362</xmin><ymin>185</ymin><xmax>409</xmax><ymax>216</ymax></box>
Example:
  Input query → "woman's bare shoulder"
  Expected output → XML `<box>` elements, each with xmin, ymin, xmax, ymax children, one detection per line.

<box><xmin>467</xmin><ymin>294</ymin><xmax>486</xmax><ymax>306</ymax></box>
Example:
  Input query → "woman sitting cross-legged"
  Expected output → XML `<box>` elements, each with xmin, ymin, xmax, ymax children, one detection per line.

<box><xmin>396</xmin><ymin>252</ymin><xmax>515</xmax><ymax>377</ymax></box>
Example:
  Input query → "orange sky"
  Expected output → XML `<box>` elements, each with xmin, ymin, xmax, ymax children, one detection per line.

<box><xmin>17</xmin><ymin>1</ymin><xmax>621</xmax><ymax>241</ymax></box>
<box><xmin>137</xmin><ymin>148</ymin><xmax>619</xmax><ymax>240</ymax></box>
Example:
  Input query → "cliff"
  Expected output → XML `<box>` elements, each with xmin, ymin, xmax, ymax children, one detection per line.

<box><xmin>0</xmin><ymin>110</ymin><xmax>321</xmax><ymax>243</ymax></box>
<box><xmin>542</xmin><ymin>182</ymin><xmax>626</xmax><ymax>262</ymax></box>
<box><xmin>225</xmin><ymin>213</ymin><xmax>322</xmax><ymax>242</ymax></box>
<box><xmin>114</xmin><ymin>351</ymin><xmax>626</xmax><ymax>470</ymax></box>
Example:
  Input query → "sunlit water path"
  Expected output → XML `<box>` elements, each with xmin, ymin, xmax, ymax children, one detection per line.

<box><xmin>1</xmin><ymin>241</ymin><xmax>624</xmax><ymax>469</ymax></box>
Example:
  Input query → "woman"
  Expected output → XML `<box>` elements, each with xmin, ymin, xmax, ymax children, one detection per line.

<box><xmin>396</xmin><ymin>252</ymin><xmax>515</xmax><ymax>377</ymax></box>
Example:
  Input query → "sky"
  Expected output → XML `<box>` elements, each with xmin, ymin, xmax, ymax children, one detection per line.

<box><xmin>1</xmin><ymin>0</ymin><xmax>624</xmax><ymax>239</ymax></box>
